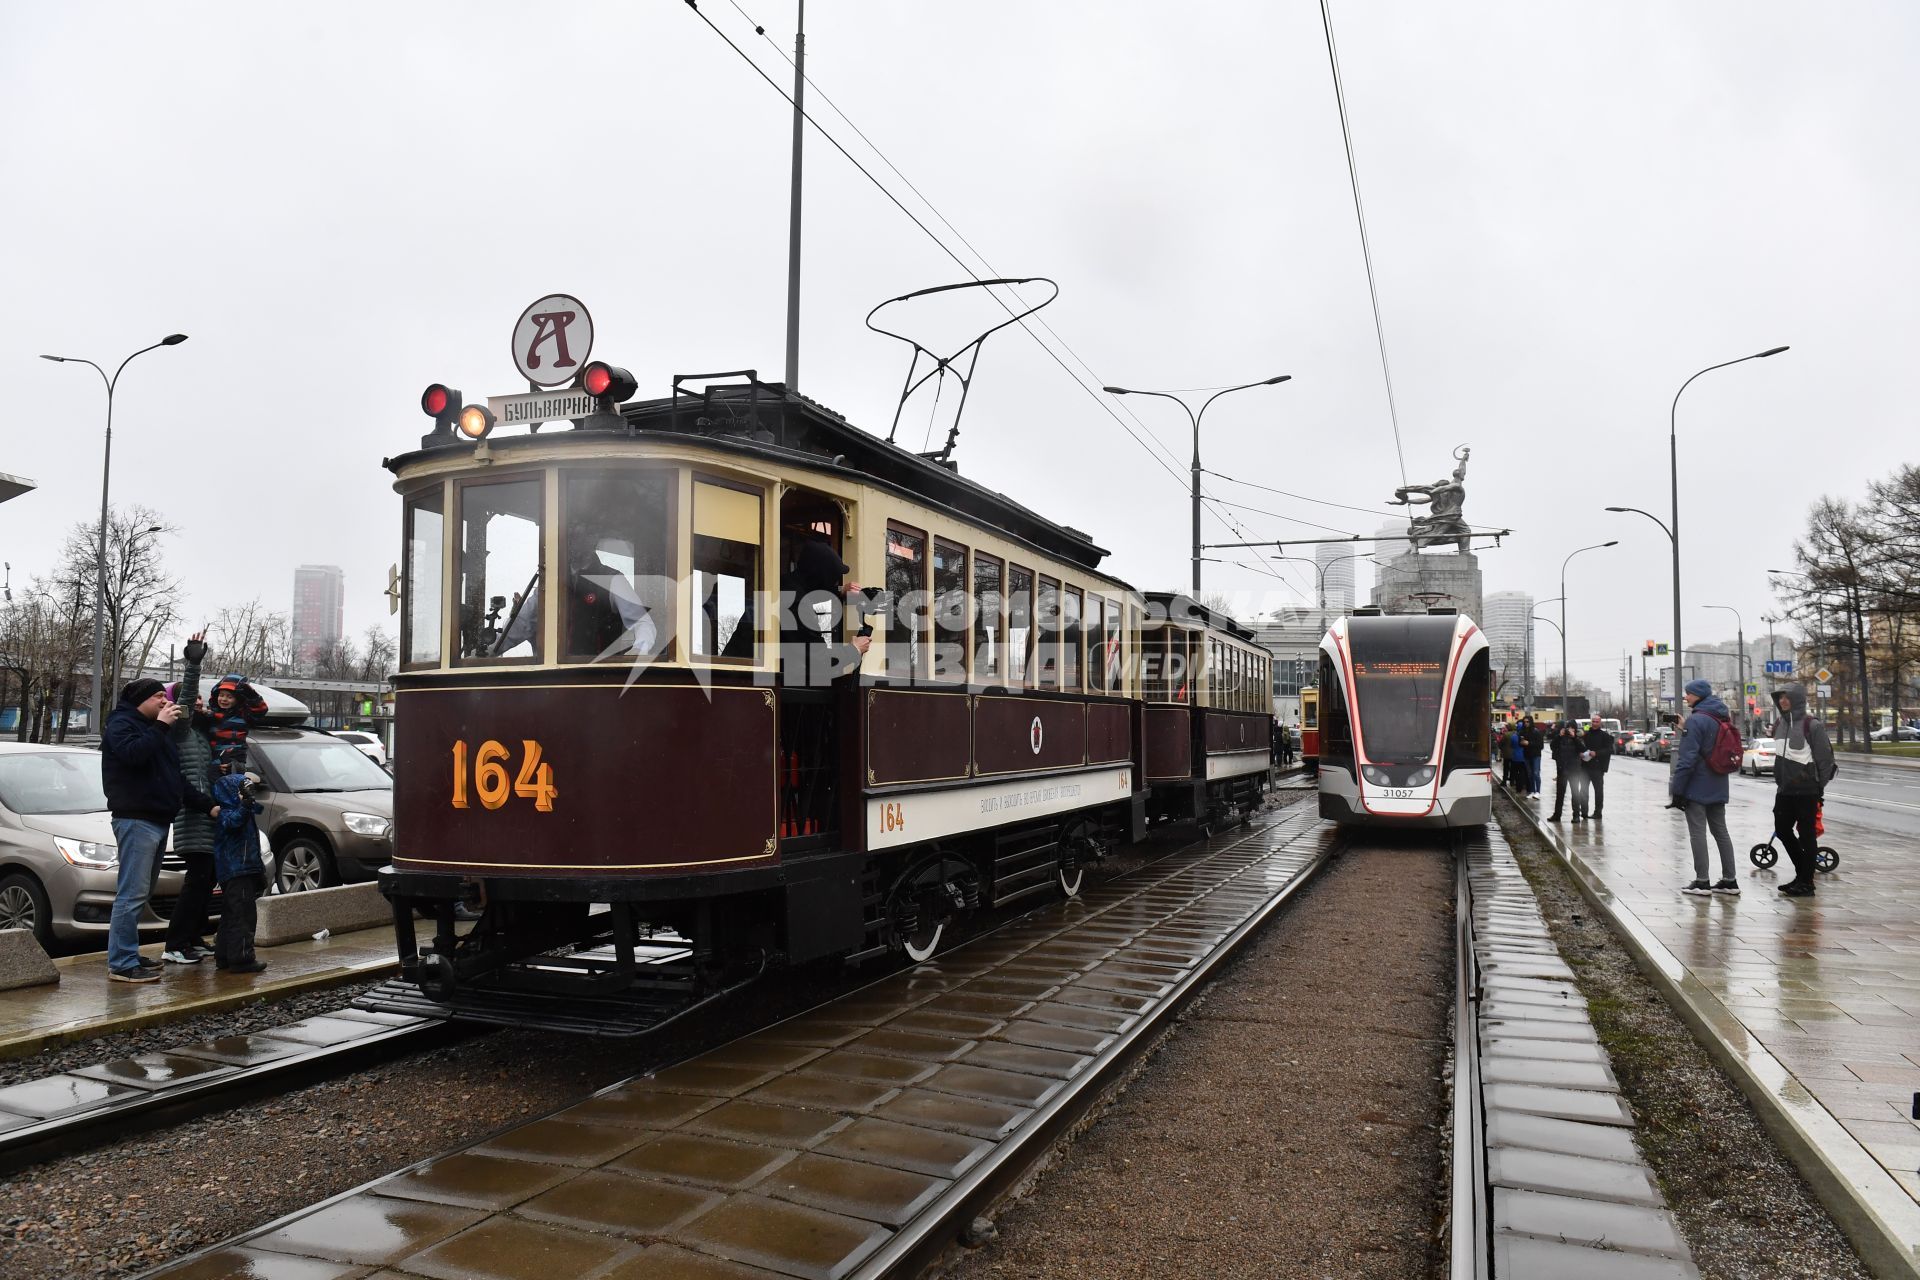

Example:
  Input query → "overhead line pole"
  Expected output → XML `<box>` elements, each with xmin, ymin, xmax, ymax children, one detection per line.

<box><xmin>783</xmin><ymin>0</ymin><xmax>805</xmax><ymax>392</ymax></box>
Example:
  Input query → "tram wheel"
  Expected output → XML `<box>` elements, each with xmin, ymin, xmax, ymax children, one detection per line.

<box><xmin>1749</xmin><ymin>843</ymin><xmax>1778</xmax><ymax>869</ymax></box>
<box><xmin>1057</xmin><ymin>860</ymin><xmax>1085</xmax><ymax>900</ymax></box>
<box><xmin>1814</xmin><ymin>846</ymin><xmax>1839</xmax><ymax>873</ymax></box>
<box><xmin>901</xmin><ymin>920</ymin><xmax>944</xmax><ymax>963</ymax></box>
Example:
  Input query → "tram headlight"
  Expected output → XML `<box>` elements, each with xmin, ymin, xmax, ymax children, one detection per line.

<box><xmin>1408</xmin><ymin>766</ymin><xmax>1436</xmax><ymax>787</ymax></box>
<box><xmin>1362</xmin><ymin>766</ymin><xmax>1390</xmax><ymax>787</ymax></box>
<box><xmin>456</xmin><ymin>403</ymin><xmax>496</xmax><ymax>441</ymax></box>
<box><xmin>343</xmin><ymin>812</ymin><xmax>392</xmax><ymax>840</ymax></box>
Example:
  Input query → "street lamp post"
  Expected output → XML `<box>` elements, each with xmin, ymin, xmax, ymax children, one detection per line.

<box><xmin>1270</xmin><ymin>551</ymin><xmax>1376</xmax><ymax>611</ymax></box>
<box><xmin>40</xmin><ymin>334</ymin><xmax>188</xmax><ymax>728</ymax></box>
<box><xmin>1104</xmin><ymin>375</ymin><xmax>1292</xmax><ymax>594</ymax></box>
<box><xmin>1561</xmin><ymin>541</ymin><xmax>1617</xmax><ymax>722</ymax></box>
<box><xmin>1532</xmin><ymin>597</ymin><xmax>1563</xmax><ymax>711</ymax></box>
<box><xmin>1702</xmin><ymin>603</ymin><xmax>1747</xmax><ymax>733</ymax></box>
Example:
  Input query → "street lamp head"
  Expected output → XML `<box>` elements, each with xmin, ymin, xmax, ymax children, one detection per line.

<box><xmin>161</xmin><ymin>334</ymin><xmax>188</xmax><ymax>346</ymax></box>
<box><xmin>1101</xmin><ymin>386</ymin><xmax>1129</xmax><ymax>395</ymax></box>
<box><xmin>1263</xmin><ymin>374</ymin><xmax>1293</xmax><ymax>385</ymax></box>
<box><xmin>38</xmin><ymin>354</ymin><xmax>64</xmax><ymax>363</ymax></box>
<box><xmin>1756</xmin><ymin>345</ymin><xmax>1788</xmax><ymax>358</ymax></box>
<box><xmin>1602</xmin><ymin>540</ymin><xmax>1618</xmax><ymax>547</ymax></box>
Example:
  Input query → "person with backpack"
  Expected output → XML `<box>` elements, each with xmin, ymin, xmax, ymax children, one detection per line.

<box><xmin>1769</xmin><ymin>684</ymin><xmax>1836</xmax><ymax>897</ymax></box>
<box><xmin>1670</xmin><ymin>679</ymin><xmax>1744</xmax><ymax>896</ymax></box>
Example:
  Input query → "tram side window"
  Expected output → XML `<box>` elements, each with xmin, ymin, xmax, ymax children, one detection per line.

<box><xmin>973</xmin><ymin>553</ymin><xmax>1003</xmax><ymax>685</ymax></box>
<box><xmin>404</xmin><ymin>488</ymin><xmax>444</xmax><ymax>667</ymax></box>
<box><xmin>1170</xmin><ymin>631</ymin><xmax>1190</xmax><ymax>702</ymax></box>
<box><xmin>1060</xmin><ymin>588</ymin><xmax>1083</xmax><ymax>691</ymax></box>
<box><xmin>1444</xmin><ymin>650</ymin><xmax>1493</xmax><ymax>775</ymax></box>
<box><xmin>563</xmin><ymin>470</ymin><xmax>673</xmax><ymax>663</ymax></box>
<box><xmin>884</xmin><ymin>524</ymin><xmax>926</xmax><ymax>681</ymax></box>
<box><xmin>693</xmin><ymin>479</ymin><xmax>763</xmax><ymax>663</ymax></box>
<box><xmin>931</xmin><ymin>538</ymin><xmax>968</xmax><ymax>682</ymax></box>
<box><xmin>456</xmin><ymin>478</ymin><xmax>543</xmax><ymax>662</ymax></box>
<box><xmin>1033</xmin><ymin>576</ymin><xmax>1061</xmax><ymax>688</ymax></box>
<box><xmin>1086</xmin><ymin>596</ymin><xmax>1111</xmax><ymax>693</ymax></box>
<box><xmin>1006</xmin><ymin>565</ymin><xmax>1034</xmax><ymax>684</ymax></box>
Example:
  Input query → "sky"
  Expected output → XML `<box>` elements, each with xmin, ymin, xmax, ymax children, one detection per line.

<box><xmin>3</xmin><ymin>1</ymin><xmax>1915</xmax><ymax>690</ymax></box>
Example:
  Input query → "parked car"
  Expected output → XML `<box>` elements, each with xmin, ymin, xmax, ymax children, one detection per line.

<box><xmin>0</xmin><ymin>742</ymin><xmax>187</xmax><ymax>949</ymax></box>
<box><xmin>331</xmin><ymin>730</ymin><xmax>388</xmax><ymax>768</ymax></box>
<box><xmin>1741</xmin><ymin>740</ymin><xmax>1777</xmax><ymax>776</ymax></box>
<box><xmin>248</xmin><ymin>727</ymin><xmax>395</xmax><ymax>893</ymax></box>
<box><xmin>1869</xmin><ymin>725</ymin><xmax>1919</xmax><ymax>742</ymax></box>
<box><xmin>1650</xmin><ymin>728</ymin><xmax>1678</xmax><ymax>762</ymax></box>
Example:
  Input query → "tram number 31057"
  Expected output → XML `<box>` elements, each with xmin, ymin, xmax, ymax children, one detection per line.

<box><xmin>451</xmin><ymin>739</ymin><xmax>559</xmax><ymax>812</ymax></box>
<box><xmin>1382</xmin><ymin>787</ymin><xmax>1415</xmax><ymax>800</ymax></box>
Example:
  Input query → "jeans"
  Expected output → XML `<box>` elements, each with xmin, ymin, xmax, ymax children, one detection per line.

<box><xmin>1551</xmin><ymin>768</ymin><xmax>1591</xmax><ymax>817</ymax></box>
<box><xmin>216</xmin><ymin>873</ymin><xmax>265</xmax><ymax>967</ymax></box>
<box><xmin>108</xmin><ymin>817</ymin><xmax>167</xmax><ymax>973</ymax></box>
<box><xmin>1527</xmin><ymin>757</ymin><xmax>1542</xmax><ymax>794</ymax></box>
<box><xmin>1684</xmin><ymin>801</ymin><xmax>1736</xmax><ymax>881</ymax></box>
<box><xmin>1773</xmin><ymin>793</ymin><xmax>1820</xmax><ymax>884</ymax></box>
<box><xmin>164</xmin><ymin>850</ymin><xmax>215</xmax><ymax>953</ymax></box>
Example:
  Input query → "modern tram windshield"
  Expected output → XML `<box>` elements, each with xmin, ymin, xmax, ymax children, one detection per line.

<box><xmin>1347</xmin><ymin>617</ymin><xmax>1459</xmax><ymax>762</ymax></box>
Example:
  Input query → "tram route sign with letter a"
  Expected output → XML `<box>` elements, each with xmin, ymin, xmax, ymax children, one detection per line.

<box><xmin>512</xmin><ymin>293</ymin><xmax>594</xmax><ymax>387</ymax></box>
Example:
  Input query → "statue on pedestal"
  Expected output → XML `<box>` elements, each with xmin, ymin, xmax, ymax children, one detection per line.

<box><xmin>1391</xmin><ymin>445</ymin><xmax>1472</xmax><ymax>554</ymax></box>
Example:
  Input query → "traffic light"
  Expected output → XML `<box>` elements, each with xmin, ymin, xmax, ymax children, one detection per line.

<box><xmin>420</xmin><ymin>383</ymin><xmax>463</xmax><ymax>446</ymax></box>
<box><xmin>578</xmin><ymin>361</ymin><xmax>636</xmax><ymax>431</ymax></box>
<box><xmin>1642</xmin><ymin>641</ymin><xmax>1654</xmax><ymax>657</ymax></box>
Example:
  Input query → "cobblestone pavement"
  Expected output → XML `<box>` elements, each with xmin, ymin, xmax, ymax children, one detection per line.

<box><xmin>1524</xmin><ymin>759</ymin><xmax>1920</xmax><ymax>1264</ymax></box>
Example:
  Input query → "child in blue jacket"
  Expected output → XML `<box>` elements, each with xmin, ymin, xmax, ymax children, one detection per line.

<box><xmin>211</xmin><ymin>771</ymin><xmax>268</xmax><ymax>973</ymax></box>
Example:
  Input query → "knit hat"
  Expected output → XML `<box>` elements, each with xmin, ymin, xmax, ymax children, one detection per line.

<box><xmin>121</xmin><ymin>678</ymin><xmax>166</xmax><ymax>705</ymax></box>
<box><xmin>1683</xmin><ymin>678</ymin><xmax>1713</xmax><ymax>699</ymax></box>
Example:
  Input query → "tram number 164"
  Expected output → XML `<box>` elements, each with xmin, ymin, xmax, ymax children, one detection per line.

<box><xmin>879</xmin><ymin>802</ymin><xmax>908</xmax><ymax>834</ymax></box>
<box><xmin>451</xmin><ymin>739</ymin><xmax>558</xmax><ymax>812</ymax></box>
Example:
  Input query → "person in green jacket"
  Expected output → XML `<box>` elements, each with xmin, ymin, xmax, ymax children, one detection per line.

<box><xmin>161</xmin><ymin>631</ymin><xmax>219</xmax><ymax>965</ymax></box>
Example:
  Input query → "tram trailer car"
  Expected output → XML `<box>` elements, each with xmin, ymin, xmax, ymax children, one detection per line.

<box><xmin>1298</xmin><ymin>686</ymin><xmax>1320</xmax><ymax>767</ymax></box>
<box><xmin>372</xmin><ymin>375</ymin><xmax>1272</xmax><ymax>1032</ymax></box>
<box><xmin>1315</xmin><ymin>611</ymin><xmax>1492</xmax><ymax>828</ymax></box>
<box><xmin>1138</xmin><ymin>592</ymin><xmax>1271</xmax><ymax>832</ymax></box>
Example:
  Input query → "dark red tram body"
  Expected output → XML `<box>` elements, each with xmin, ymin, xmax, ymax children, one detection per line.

<box><xmin>371</xmin><ymin>377</ymin><xmax>1272</xmax><ymax>1032</ymax></box>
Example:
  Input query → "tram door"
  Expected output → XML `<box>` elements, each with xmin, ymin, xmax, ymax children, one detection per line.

<box><xmin>776</xmin><ymin>490</ymin><xmax>854</xmax><ymax>846</ymax></box>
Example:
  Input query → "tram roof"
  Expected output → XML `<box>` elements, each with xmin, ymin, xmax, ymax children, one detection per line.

<box><xmin>1141</xmin><ymin>591</ymin><xmax>1261</xmax><ymax>643</ymax></box>
<box><xmin>385</xmin><ymin>382</ymin><xmax>1115</xmax><ymax>572</ymax></box>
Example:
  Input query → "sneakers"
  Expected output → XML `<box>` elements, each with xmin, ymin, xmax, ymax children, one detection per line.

<box><xmin>1682</xmin><ymin>880</ymin><xmax>1714</xmax><ymax>896</ymax></box>
<box><xmin>109</xmin><ymin>968</ymin><xmax>160</xmax><ymax>984</ymax></box>
<box><xmin>133</xmin><ymin>955</ymin><xmax>162</xmax><ymax>970</ymax></box>
<box><xmin>161</xmin><ymin>948</ymin><xmax>204</xmax><ymax>965</ymax></box>
<box><xmin>1780</xmin><ymin>880</ymin><xmax>1816</xmax><ymax>897</ymax></box>
<box><xmin>1548</xmin><ymin>812</ymin><xmax>1563</xmax><ymax>822</ymax></box>
<box><xmin>1712</xmin><ymin>879</ymin><xmax>1741</xmax><ymax>895</ymax></box>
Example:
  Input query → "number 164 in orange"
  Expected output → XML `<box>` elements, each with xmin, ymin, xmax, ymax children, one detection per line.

<box><xmin>451</xmin><ymin>739</ymin><xmax>558</xmax><ymax>812</ymax></box>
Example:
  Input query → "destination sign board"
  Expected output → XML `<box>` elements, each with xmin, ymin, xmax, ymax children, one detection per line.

<box><xmin>486</xmin><ymin>388</ymin><xmax>598</xmax><ymax>428</ymax></box>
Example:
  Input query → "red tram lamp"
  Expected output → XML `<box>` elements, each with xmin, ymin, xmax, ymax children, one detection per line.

<box><xmin>420</xmin><ymin>383</ymin><xmax>463</xmax><ymax>446</ymax></box>
<box><xmin>579</xmin><ymin>361</ymin><xmax>636</xmax><ymax>431</ymax></box>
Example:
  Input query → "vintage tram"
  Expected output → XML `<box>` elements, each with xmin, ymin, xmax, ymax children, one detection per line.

<box><xmin>1298</xmin><ymin>685</ymin><xmax>1320</xmax><ymax>766</ymax></box>
<box><xmin>1314</xmin><ymin>610</ymin><xmax>1492</xmax><ymax>828</ymax></box>
<box><xmin>366</xmin><ymin>372</ymin><xmax>1273</xmax><ymax>1032</ymax></box>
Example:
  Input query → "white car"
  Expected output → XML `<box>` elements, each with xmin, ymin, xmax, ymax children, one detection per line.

<box><xmin>1869</xmin><ymin>725</ymin><xmax>1919</xmax><ymax>742</ymax></box>
<box><xmin>331</xmin><ymin>730</ymin><xmax>388</xmax><ymax>767</ymax></box>
<box><xmin>1741</xmin><ymin>740</ymin><xmax>1776</xmax><ymax>776</ymax></box>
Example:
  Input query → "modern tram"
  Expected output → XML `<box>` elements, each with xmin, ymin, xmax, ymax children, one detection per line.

<box><xmin>1315</xmin><ymin>610</ymin><xmax>1492</xmax><ymax>828</ymax></box>
<box><xmin>366</xmin><ymin>367</ymin><xmax>1274</xmax><ymax>1033</ymax></box>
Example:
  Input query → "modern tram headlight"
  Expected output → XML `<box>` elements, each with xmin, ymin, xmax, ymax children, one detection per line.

<box><xmin>1362</xmin><ymin>766</ymin><xmax>1391</xmax><ymax>787</ymax></box>
<box><xmin>1408</xmin><ymin>766</ymin><xmax>1436</xmax><ymax>787</ymax></box>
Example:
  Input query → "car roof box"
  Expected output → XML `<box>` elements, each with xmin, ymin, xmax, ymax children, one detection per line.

<box><xmin>250</xmin><ymin>683</ymin><xmax>311</xmax><ymax>727</ymax></box>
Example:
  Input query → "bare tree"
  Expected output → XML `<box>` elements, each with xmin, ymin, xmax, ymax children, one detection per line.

<box><xmin>1788</xmin><ymin>497</ymin><xmax>1881</xmax><ymax>749</ymax></box>
<box><xmin>206</xmin><ymin>599</ymin><xmax>293</xmax><ymax>677</ymax></box>
<box><xmin>54</xmin><ymin>505</ymin><xmax>181</xmax><ymax>722</ymax></box>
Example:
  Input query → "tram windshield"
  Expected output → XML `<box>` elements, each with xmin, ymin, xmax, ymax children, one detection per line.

<box><xmin>1347</xmin><ymin>617</ymin><xmax>1458</xmax><ymax>762</ymax></box>
<box><xmin>563</xmin><ymin>470</ymin><xmax>673</xmax><ymax>662</ymax></box>
<box><xmin>458</xmin><ymin>479</ymin><xmax>542</xmax><ymax>661</ymax></box>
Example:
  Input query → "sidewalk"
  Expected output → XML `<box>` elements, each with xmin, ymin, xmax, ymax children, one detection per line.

<box><xmin>0</xmin><ymin>929</ymin><xmax>402</xmax><ymax>1061</ymax></box>
<box><xmin>1510</xmin><ymin>764</ymin><xmax>1920</xmax><ymax>1277</ymax></box>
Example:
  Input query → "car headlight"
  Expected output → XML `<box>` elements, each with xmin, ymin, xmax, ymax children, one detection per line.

<box><xmin>1408</xmin><ymin>766</ymin><xmax>1435</xmax><ymax>786</ymax></box>
<box><xmin>1362</xmin><ymin>766</ymin><xmax>1390</xmax><ymax>786</ymax></box>
<box><xmin>54</xmin><ymin>837</ymin><xmax>118</xmax><ymax>869</ymax></box>
<box><xmin>343</xmin><ymin>812</ymin><xmax>392</xmax><ymax>839</ymax></box>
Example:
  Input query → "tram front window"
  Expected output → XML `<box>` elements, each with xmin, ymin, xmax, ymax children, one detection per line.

<box><xmin>404</xmin><ymin>488</ymin><xmax>443</xmax><ymax>667</ymax></box>
<box><xmin>1347</xmin><ymin>618</ymin><xmax>1456</xmax><ymax>761</ymax></box>
<box><xmin>457</xmin><ymin>478</ymin><xmax>543</xmax><ymax>662</ymax></box>
<box><xmin>563</xmin><ymin>470</ymin><xmax>673</xmax><ymax>663</ymax></box>
<box><xmin>693</xmin><ymin>479</ymin><xmax>763</xmax><ymax>663</ymax></box>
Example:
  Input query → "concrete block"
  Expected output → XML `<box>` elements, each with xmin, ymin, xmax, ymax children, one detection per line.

<box><xmin>1494</xmin><ymin>1231</ymin><xmax>1699</xmax><ymax>1278</ymax></box>
<box><xmin>254</xmin><ymin>882</ymin><xmax>391</xmax><ymax>948</ymax></box>
<box><xmin>1486</xmin><ymin>1109</ymin><xmax>1644</xmax><ymax>1164</ymax></box>
<box><xmin>1490</xmin><ymin>1146</ymin><xmax>1664</xmax><ymax>1206</ymax></box>
<box><xmin>1494</xmin><ymin>1187</ymin><xmax>1689</xmax><ymax>1258</ymax></box>
<box><xmin>0</xmin><ymin>928</ymin><xmax>58</xmax><ymax>990</ymax></box>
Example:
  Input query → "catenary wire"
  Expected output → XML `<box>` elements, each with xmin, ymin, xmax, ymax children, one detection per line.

<box><xmin>1318</xmin><ymin>0</ymin><xmax>1409</xmax><ymax>490</ymax></box>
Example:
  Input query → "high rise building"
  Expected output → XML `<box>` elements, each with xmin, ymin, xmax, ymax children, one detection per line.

<box><xmin>1482</xmin><ymin>591</ymin><xmax>1534</xmax><ymax>705</ymax></box>
<box><xmin>1374</xmin><ymin>519</ymin><xmax>1411</xmax><ymax>562</ymax></box>
<box><xmin>1314</xmin><ymin>543</ymin><xmax>1356</xmax><ymax>612</ymax></box>
<box><xmin>292</xmin><ymin>565</ymin><xmax>345</xmax><ymax>668</ymax></box>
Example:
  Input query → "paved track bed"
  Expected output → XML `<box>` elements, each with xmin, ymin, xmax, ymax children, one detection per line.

<box><xmin>936</xmin><ymin>837</ymin><xmax>1453</xmax><ymax>1280</ymax></box>
<box><xmin>1493</xmin><ymin>792</ymin><xmax>1872</xmax><ymax>1279</ymax></box>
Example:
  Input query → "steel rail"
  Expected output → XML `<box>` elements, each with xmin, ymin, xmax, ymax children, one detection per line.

<box><xmin>1449</xmin><ymin>838</ymin><xmax>1492</xmax><ymax>1280</ymax></box>
<box><xmin>0</xmin><ymin>1017</ymin><xmax>474</xmax><ymax>1177</ymax></box>
<box><xmin>851</xmin><ymin>829</ymin><xmax>1341</xmax><ymax>1279</ymax></box>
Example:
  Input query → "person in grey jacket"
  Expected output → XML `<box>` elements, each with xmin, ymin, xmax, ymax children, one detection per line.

<box><xmin>1769</xmin><ymin>684</ymin><xmax>1835</xmax><ymax>897</ymax></box>
<box><xmin>1669</xmin><ymin>679</ymin><xmax>1738</xmax><ymax>896</ymax></box>
<box><xmin>162</xmin><ymin>631</ymin><xmax>218</xmax><ymax>964</ymax></box>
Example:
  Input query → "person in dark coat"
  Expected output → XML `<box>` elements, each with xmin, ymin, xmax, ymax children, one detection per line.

<box><xmin>209</xmin><ymin>770</ymin><xmax>268</xmax><ymax>973</ymax></box>
<box><xmin>161</xmin><ymin>631</ymin><xmax>218</xmax><ymax>965</ymax></box>
<box><xmin>1580</xmin><ymin>718</ymin><xmax>1615</xmax><ymax>819</ymax></box>
<box><xmin>1521</xmin><ymin>717</ymin><xmax>1545</xmax><ymax>796</ymax></box>
<box><xmin>101</xmin><ymin>679</ymin><xmax>221</xmax><ymax>983</ymax></box>
<box><xmin>1547</xmin><ymin>722</ymin><xmax>1588</xmax><ymax>822</ymax></box>
<box><xmin>1670</xmin><ymin>679</ymin><xmax>1738</xmax><ymax>896</ymax></box>
<box><xmin>1768</xmin><ymin>684</ymin><xmax>1835</xmax><ymax>897</ymax></box>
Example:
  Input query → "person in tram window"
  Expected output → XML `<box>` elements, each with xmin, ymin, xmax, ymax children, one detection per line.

<box><xmin>779</xmin><ymin>520</ymin><xmax>869</xmax><ymax>687</ymax></box>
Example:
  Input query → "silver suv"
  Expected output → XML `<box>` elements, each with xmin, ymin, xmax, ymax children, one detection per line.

<box><xmin>248</xmin><ymin>727</ymin><xmax>395</xmax><ymax>893</ymax></box>
<box><xmin>0</xmin><ymin>743</ymin><xmax>188</xmax><ymax>949</ymax></box>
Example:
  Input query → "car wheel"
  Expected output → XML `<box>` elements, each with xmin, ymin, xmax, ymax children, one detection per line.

<box><xmin>274</xmin><ymin>837</ymin><xmax>338</xmax><ymax>894</ymax></box>
<box><xmin>0</xmin><ymin>872</ymin><xmax>53</xmax><ymax>949</ymax></box>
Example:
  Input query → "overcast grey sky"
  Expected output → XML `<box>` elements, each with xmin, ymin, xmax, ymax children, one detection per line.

<box><xmin>4</xmin><ymin>2</ymin><xmax>1914</xmax><ymax>690</ymax></box>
